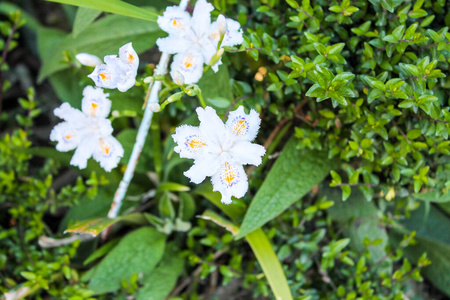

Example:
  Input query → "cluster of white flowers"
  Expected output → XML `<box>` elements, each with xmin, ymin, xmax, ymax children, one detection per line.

<box><xmin>172</xmin><ymin>106</ymin><xmax>265</xmax><ymax>204</ymax></box>
<box><xmin>156</xmin><ymin>0</ymin><xmax>243</xmax><ymax>84</ymax></box>
<box><xmin>50</xmin><ymin>86</ymin><xmax>124</xmax><ymax>172</ymax></box>
<box><xmin>85</xmin><ymin>43</ymin><xmax>139</xmax><ymax>92</ymax></box>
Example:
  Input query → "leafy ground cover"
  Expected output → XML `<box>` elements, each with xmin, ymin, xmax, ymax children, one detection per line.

<box><xmin>1</xmin><ymin>0</ymin><xmax>450</xmax><ymax>299</ymax></box>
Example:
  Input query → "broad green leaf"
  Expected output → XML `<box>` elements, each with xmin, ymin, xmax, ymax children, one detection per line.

<box><xmin>72</xmin><ymin>7</ymin><xmax>102</xmax><ymax>37</ymax></box>
<box><xmin>327</xmin><ymin>189</ymin><xmax>392</xmax><ymax>273</ymax></box>
<box><xmin>38</xmin><ymin>13</ymin><xmax>164</xmax><ymax>81</ymax></box>
<box><xmin>413</xmin><ymin>190</ymin><xmax>450</xmax><ymax>203</ymax></box>
<box><xmin>45</xmin><ymin>0</ymin><xmax>158</xmax><ymax>22</ymax></box>
<box><xmin>88</xmin><ymin>227</ymin><xmax>166</xmax><ymax>294</ymax></box>
<box><xmin>197</xmin><ymin>66</ymin><xmax>233</xmax><ymax>114</ymax></box>
<box><xmin>237</xmin><ymin>136</ymin><xmax>337</xmax><ymax>239</ymax></box>
<box><xmin>65</xmin><ymin>213</ymin><xmax>147</xmax><ymax>236</ymax></box>
<box><xmin>116</xmin><ymin>129</ymin><xmax>153</xmax><ymax>174</ymax></box>
<box><xmin>136</xmin><ymin>244</ymin><xmax>184</xmax><ymax>300</ymax></box>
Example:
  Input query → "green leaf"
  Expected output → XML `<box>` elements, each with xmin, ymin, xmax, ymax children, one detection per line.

<box><xmin>392</xmin><ymin>204</ymin><xmax>450</xmax><ymax>296</ymax></box>
<box><xmin>414</xmin><ymin>190</ymin><xmax>450</xmax><ymax>203</ymax></box>
<box><xmin>88</xmin><ymin>227</ymin><xmax>166</xmax><ymax>294</ymax></box>
<box><xmin>136</xmin><ymin>244</ymin><xmax>184</xmax><ymax>300</ymax></box>
<box><xmin>327</xmin><ymin>189</ymin><xmax>392</xmax><ymax>274</ymax></box>
<box><xmin>237</xmin><ymin>137</ymin><xmax>337</xmax><ymax>238</ymax></box>
<box><xmin>246</xmin><ymin>229</ymin><xmax>293</xmax><ymax>300</ymax></box>
<box><xmin>197</xmin><ymin>66</ymin><xmax>233</xmax><ymax>114</ymax></box>
<box><xmin>45</xmin><ymin>0</ymin><xmax>158</xmax><ymax>22</ymax></box>
<box><xmin>72</xmin><ymin>7</ymin><xmax>102</xmax><ymax>37</ymax></box>
<box><xmin>65</xmin><ymin>213</ymin><xmax>147</xmax><ymax>236</ymax></box>
<box><xmin>200</xmin><ymin>210</ymin><xmax>240</xmax><ymax>235</ymax></box>
<box><xmin>38</xmin><ymin>13</ymin><xmax>163</xmax><ymax>81</ymax></box>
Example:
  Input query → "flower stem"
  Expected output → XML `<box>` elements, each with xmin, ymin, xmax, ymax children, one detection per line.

<box><xmin>151</xmin><ymin>114</ymin><xmax>162</xmax><ymax>180</ymax></box>
<box><xmin>198</xmin><ymin>91</ymin><xmax>206</xmax><ymax>108</ymax></box>
<box><xmin>106</xmin><ymin>0</ymin><xmax>190</xmax><ymax>221</ymax></box>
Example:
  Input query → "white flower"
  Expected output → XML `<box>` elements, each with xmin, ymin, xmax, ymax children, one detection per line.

<box><xmin>170</xmin><ymin>52</ymin><xmax>204</xmax><ymax>84</ymax></box>
<box><xmin>76</xmin><ymin>53</ymin><xmax>102</xmax><ymax>67</ymax></box>
<box><xmin>157</xmin><ymin>0</ymin><xmax>243</xmax><ymax>83</ymax></box>
<box><xmin>172</xmin><ymin>106</ymin><xmax>265</xmax><ymax>204</ymax></box>
<box><xmin>50</xmin><ymin>86</ymin><xmax>124</xmax><ymax>172</ymax></box>
<box><xmin>88</xmin><ymin>43</ymin><xmax>139</xmax><ymax>92</ymax></box>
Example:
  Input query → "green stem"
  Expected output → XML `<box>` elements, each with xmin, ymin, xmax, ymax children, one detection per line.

<box><xmin>198</xmin><ymin>91</ymin><xmax>206</xmax><ymax>108</ymax></box>
<box><xmin>151</xmin><ymin>114</ymin><xmax>162</xmax><ymax>181</ymax></box>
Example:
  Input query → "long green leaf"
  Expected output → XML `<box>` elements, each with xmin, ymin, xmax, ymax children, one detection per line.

<box><xmin>246</xmin><ymin>229</ymin><xmax>293</xmax><ymax>300</ymax></box>
<box><xmin>72</xmin><ymin>7</ymin><xmax>102</xmax><ymax>37</ymax></box>
<box><xmin>45</xmin><ymin>0</ymin><xmax>158</xmax><ymax>22</ymax></box>
<box><xmin>199</xmin><ymin>210</ymin><xmax>293</xmax><ymax>300</ymax></box>
<box><xmin>37</xmin><ymin>13</ymin><xmax>164</xmax><ymax>81</ymax></box>
<box><xmin>237</xmin><ymin>136</ymin><xmax>337</xmax><ymax>239</ymax></box>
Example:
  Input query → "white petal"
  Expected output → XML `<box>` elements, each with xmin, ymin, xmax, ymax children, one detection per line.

<box><xmin>211</xmin><ymin>57</ymin><xmax>223</xmax><ymax>72</ymax></box>
<box><xmin>184</xmin><ymin>153</ymin><xmax>220</xmax><ymax>184</ymax></box>
<box><xmin>199</xmin><ymin>35</ymin><xmax>217</xmax><ymax>66</ymax></box>
<box><xmin>76</xmin><ymin>53</ymin><xmax>102</xmax><ymax>67</ymax></box>
<box><xmin>92</xmin><ymin>135</ymin><xmax>124</xmax><ymax>172</ymax></box>
<box><xmin>170</xmin><ymin>52</ymin><xmax>204</xmax><ymax>84</ymax></box>
<box><xmin>50</xmin><ymin>122</ymin><xmax>82</xmax><ymax>152</ymax></box>
<box><xmin>119</xmin><ymin>42</ymin><xmax>139</xmax><ymax>72</ymax></box>
<box><xmin>156</xmin><ymin>35</ymin><xmax>191</xmax><ymax>54</ymax></box>
<box><xmin>88</xmin><ymin>63</ymin><xmax>121</xmax><ymax>89</ymax></box>
<box><xmin>226</xmin><ymin>106</ymin><xmax>261</xmax><ymax>141</ymax></box>
<box><xmin>211</xmin><ymin>161</ymin><xmax>248</xmax><ymax>204</ymax></box>
<box><xmin>157</xmin><ymin>6</ymin><xmax>191</xmax><ymax>35</ymax></box>
<box><xmin>191</xmin><ymin>0</ymin><xmax>214</xmax><ymax>37</ymax></box>
<box><xmin>197</xmin><ymin>106</ymin><xmax>228</xmax><ymax>145</ymax></box>
<box><xmin>222</xmin><ymin>19</ymin><xmax>244</xmax><ymax>47</ymax></box>
<box><xmin>117</xmin><ymin>67</ymin><xmax>137</xmax><ymax>92</ymax></box>
<box><xmin>172</xmin><ymin>125</ymin><xmax>208</xmax><ymax>159</ymax></box>
<box><xmin>229</xmin><ymin>141</ymin><xmax>265</xmax><ymax>166</ymax></box>
<box><xmin>53</xmin><ymin>103</ymin><xmax>86</xmax><ymax>123</ymax></box>
<box><xmin>70</xmin><ymin>136</ymin><xmax>96</xmax><ymax>169</ymax></box>
<box><xmin>81</xmin><ymin>86</ymin><xmax>111</xmax><ymax>118</ymax></box>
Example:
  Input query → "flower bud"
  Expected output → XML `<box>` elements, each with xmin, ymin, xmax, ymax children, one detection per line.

<box><xmin>148</xmin><ymin>103</ymin><xmax>161</xmax><ymax>112</ymax></box>
<box><xmin>172</xmin><ymin>70</ymin><xmax>185</xmax><ymax>86</ymax></box>
<box><xmin>208</xmin><ymin>48</ymin><xmax>225</xmax><ymax>67</ymax></box>
<box><xmin>217</xmin><ymin>15</ymin><xmax>228</xmax><ymax>37</ymax></box>
<box><xmin>76</xmin><ymin>53</ymin><xmax>102</xmax><ymax>67</ymax></box>
<box><xmin>143</xmin><ymin>76</ymin><xmax>154</xmax><ymax>84</ymax></box>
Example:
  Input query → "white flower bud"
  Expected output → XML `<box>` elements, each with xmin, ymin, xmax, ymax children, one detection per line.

<box><xmin>149</xmin><ymin>103</ymin><xmax>161</xmax><ymax>112</ymax></box>
<box><xmin>143</xmin><ymin>76</ymin><xmax>155</xmax><ymax>84</ymax></box>
<box><xmin>76</xmin><ymin>53</ymin><xmax>102</xmax><ymax>67</ymax></box>
<box><xmin>172</xmin><ymin>70</ymin><xmax>185</xmax><ymax>86</ymax></box>
<box><xmin>217</xmin><ymin>15</ymin><xmax>228</xmax><ymax>37</ymax></box>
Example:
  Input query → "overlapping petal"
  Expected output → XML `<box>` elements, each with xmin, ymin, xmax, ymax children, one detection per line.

<box><xmin>172</xmin><ymin>125</ymin><xmax>208</xmax><ymax>159</ymax></box>
<box><xmin>170</xmin><ymin>52</ymin><xmax>204</xmax><ymax>85</ymax></box>
<box><xmin>81</xmin><ymin>86</ymin><xmax>111</xmax><ymax>118</ymax></box>
<box><xmin>226</xmin><ymin>106</ymin><xmax>261</xmax><ymax>141</ymax></box>
<box><xmin>88</xmin><ymin>43</ymin><xmax>139</xmax><ymax>92</ymax></box>
<box><xmin>211</xmin><ymin>161</ymin><xmax>248</xmax><ymax>205</ymax></box>
<box><xmin>184</xmin><ymin>153</ymin><xmax>221</xmax><ymax>184</ymax></box>
<box><xmin>157</xmin><ymin>6</ymin><xmax>191</xmax><ymax>35</ymax></box>
<box><xmin>93</xmin><ymin>136</ymin><xmax>124</xmax><ymax>172</ymax></box>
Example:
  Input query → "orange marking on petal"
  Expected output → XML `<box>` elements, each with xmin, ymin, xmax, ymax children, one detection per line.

<box><xmin>187</xmin><ymin>138</ymin><xmax>206</xmax><ymax>150</ymax></box>
<box><xmin>65</xmin><ymin>135</ymin><xmax>73</xmax><ymax>140</ymax></box>
<box><xmin>184</xmin><ymin>55</ymin><xmax>194</xmax><ymax>69</ymax></box>
<box><xmin>99</xmin><ymin>139</ymin><xmax>111</xmax><ymax>155</ymax></box>
<box><xmin>222</xmin><ymin>162</ymin><xmax>237</xmax><ymax>185</ymax></box>
<box><xmin>90</xmin><ymin>102</ymin><xmax>98</xmax><ymax>116</ymax></box>
<box><xmin>232</xmin><ymin>120</ymin><xmax>246</xmax><ymax>136</ymax></box>
<box><xmin>128</xmin><ymin>53</ymin><xmax>134</xmax><ymax>63</ymax></box>
<box><xmin>99</xmin><ymin>72</ymin><xmax>109</xmax><ymax>81</ymax></box>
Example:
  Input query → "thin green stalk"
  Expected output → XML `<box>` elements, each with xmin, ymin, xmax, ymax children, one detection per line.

<box><xmin>198</xmin><ymin>92</ymin><xmax>206</xmax><ymax>108</ymax></box>
<box><xmin>151</xmin><ymin>114</ymin><xmax>162</xmax><ymax>181</ymax></box>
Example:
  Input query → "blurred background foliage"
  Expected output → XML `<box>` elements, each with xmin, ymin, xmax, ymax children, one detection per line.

<box><xmin>1</xmin><ymin>0</ymin><xmax>450</xmax><ymax>299</ymax></box>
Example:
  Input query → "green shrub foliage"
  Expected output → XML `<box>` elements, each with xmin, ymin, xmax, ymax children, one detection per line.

<box><xmin>1</xmin><ymin>0</ymin><xmax>450</xmax><ymax>298</ymax></box>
